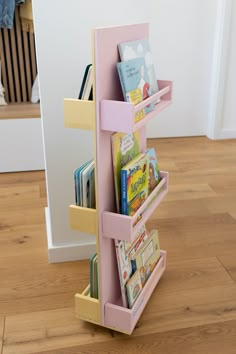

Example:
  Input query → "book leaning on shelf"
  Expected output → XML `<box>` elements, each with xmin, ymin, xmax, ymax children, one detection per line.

<box><xmin>117</xmin><ymin>57</ymin><xmax>155</xmax><ymax>123</ymax></box>
<box><xmin>115</xmin><ymin>226</ymin><xmax>161</xmax><ymax>309</ymax></box>
<box><xmin>118</xmin><ymin>38</ymin><xmax>160</xmax><ymax>104</ymax></box>
<box><xmin>120</xmin><ymin>152</ymin><xmax>149</xmax><ymax>216</ymax></box>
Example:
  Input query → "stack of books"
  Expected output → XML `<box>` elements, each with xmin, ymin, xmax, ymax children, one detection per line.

<box><xmin>74</xmin><ymin>159</ymin><xmax>95</xmax><ymax>209</ymax></box>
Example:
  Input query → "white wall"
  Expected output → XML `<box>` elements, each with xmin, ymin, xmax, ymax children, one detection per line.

<box><xmin>220</xmin><ymin>0</ymin><xmax>236</xmax><ymax>138</ymax></box>
<box><xmin>0</xmin><ymin>118</ymin><xmax>45</xmax><ymax>173</ymax></box>
<box><xmin>33</xmin><ymin>0</ymin><xmax>225</xmax><ymax>262</ymax></box>
<box><xmin>147</xmin><ymin>0</ymin><xmax>218</xmax><ymax>137</ymax></box>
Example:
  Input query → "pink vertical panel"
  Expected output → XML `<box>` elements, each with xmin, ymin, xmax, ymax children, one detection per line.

<box><xmin>94</xmin><ymin>23</ymin><xmax>149</xmax><ymax>326</ymax></box>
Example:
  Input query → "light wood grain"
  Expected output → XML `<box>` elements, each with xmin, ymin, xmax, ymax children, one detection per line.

<box><xmin>0</xmin><ymin>103</ymin><xmax>40</xmax><ymax>119</ymax></box>
<box><xmin>1</xmin><ymin>136</ymin><xmax>236</xmax><ymax>353</ymax></box>
<box><xmin>217</xmin><ymin>252</ymin><xmax>236</xmax><ymax>282</ymax></box>
<box><xmin>32</xmin><ymin>319</ymin><xmax>236</xmax><ymax>354</ymax></box>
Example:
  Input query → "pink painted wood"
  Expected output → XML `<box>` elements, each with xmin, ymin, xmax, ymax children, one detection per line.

<box><xmin>104</xmin><ymin>250</ymin><xmax>167</xmax><ymax>334</ymax></box>
<box><xmin>101</xmin><ymin>80</ymin><xmax>173</xmax><ymax>133</ymax></box>
<box><xmin>94</xmin><ymin>23</ymin><xmax>149</xmax><ymax>327</ymax></box>
<box><xmin>102</xmin><ymin>171</ymin><xmax>169</xmax><ymax>242</ymax></box>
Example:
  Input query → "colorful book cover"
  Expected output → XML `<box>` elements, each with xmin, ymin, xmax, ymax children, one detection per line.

<box><xmin>121</xmin><ymin>153</ymin><xmax>149</xmax><ymax>216</ymax></box>
<box><xmin>111</xmin><ymin>131</ymin><xmax>142</xmax><ymax>213</ymax></box>
<box><xmin>118</xmin><ymin>38</ymin><xmax>159</xmax><ymax>103</ymax></box>
<box><xmin>131</xmin><ymin>229</ymin><xmax>161</xmax><ymax>288</ymax></box>
<box><xmin>115</xmin><ymin>225</ymin><xmax>147</xmax><ymax>308</ymax></box>
<box><xmin>117</xmin><ymin>57</ymin><xmax>155</xmax><ymax>119</ymax></box>
<box><xmin>126</xmin><ymin>270</ymin><xmax>142</xmax><ymax>308</ymax></box>
<box><xmin>146</xmin><ymin>148</ymin><xmax>161</xmax><ymax>195</ymax></box>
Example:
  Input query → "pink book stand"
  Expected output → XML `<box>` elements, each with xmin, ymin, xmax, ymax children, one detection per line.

<box><xmin>64</xmin><ymin>23</ymin><xmax>172</xmax><ymax>335</ymax></box>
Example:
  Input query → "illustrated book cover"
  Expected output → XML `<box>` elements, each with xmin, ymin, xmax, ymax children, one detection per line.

<box><xmin>115</xmin><ymin>224</ymin><xmax>147</xmax><ymax>308</ymax></box>
<box><xmin>117</xmin><ymin>57</ymin><xmax>155</xmax><ymax>121</ymax></box>
<box><xmin>131</xmin><ymin>229</ymin><xmax>161</xmax><ymax>288</ymax></box>
<box><xmin>121</xmin><ymin>152</ymin><xmax>149</xmax><ymax>216</ymax></box>
<box><xmin>111</xmin><ymin>131</ymin><xmax>142</xmax><ymax>213</ymax></box>
<box><xmin>126</xmin><ymin>270</ymin><xmax>142</xmax><ymax>308</ymax></box>
<box><xmin>118</xmin><ymin>38</ymin><xmax>159</xmax><ymax>103</ymax></box>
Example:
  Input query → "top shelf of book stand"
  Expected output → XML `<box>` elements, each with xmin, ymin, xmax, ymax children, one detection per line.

<box><xmin>101</xmin><ymin>80</ymin><xmax>172</xmax><ymax>133</ymax></box>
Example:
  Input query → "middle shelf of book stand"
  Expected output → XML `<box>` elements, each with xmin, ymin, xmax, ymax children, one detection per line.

<box><xmin>103</xmin><ymin>171</ymin><xmax>169</xmax><ymax>242</ymax></box>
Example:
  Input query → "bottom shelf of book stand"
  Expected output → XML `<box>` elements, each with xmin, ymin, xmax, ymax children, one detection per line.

<box><xmin>104</xmin><ymin>250</ymin><xmax>166</xmax><ymax>335</ymax></box>
<box><xmin>75</xmin><ymin>285</ymin><xmax>101</xmax><ymax>325</ymax></box>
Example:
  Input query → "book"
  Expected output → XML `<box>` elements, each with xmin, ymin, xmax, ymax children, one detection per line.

<box><xmin>74</xmin><ymin>159</ymin><xmax>92</xmax><ymax>206</ymax></box>
<box><xmin>111</xmin><ymin>131</ymin><xmax>142</xmax><ymax>213</ymax></box>
<box><xmin>121</xmin><ymin>153</ymin><xmax>149</xmax><ymax>216</ymax></box>
<box><xmin>146</xmin><ymin>148</ymin><xmax>161</xmax><ymax>195</ymax></box>
<box><xmin>117</xmin><ymin>57</ymin><xmax>155</xmax><ymax>121</ymax></box>
<box><xmin>131</xmin><ymin>229</ymin><xmax>161</xmax><ymax>288</ymax></box>
<box><xmin>126</xmin><ymin>270</ymin><xmax>142</xmax><ymax>308</ymax></box>
<box><xmin>82</xmin><ymin>160</ymin><xmax>95</xmax><ymax>208</ymax></box>
<box><xmin>115</xmin><ymin>225</ymin><xmax>147</xmax><ymax>308</ymax></box>
<box><xmin>118</xmin><ymin>38</ymin><xmax>159</xmax><ymax>103</ymax></box>
<box><xmin>78</xmin><ymin>64</ymin><xmax>93</xmax><ymax>100</ymax></box>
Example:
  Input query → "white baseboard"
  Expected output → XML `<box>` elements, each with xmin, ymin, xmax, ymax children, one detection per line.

<box><xmin>219</xmin><ymin>129</ymin><xmax>236</xmax><ymax>139</ymax></box>
<box><xmin>48</xmin><ymin>242</ymin><xmax>97</xmax><ymax>263</ymax></box>
<box><xmin>45</xmin><ymin>207</ymin><xmax>96</xmax><ymax>263</ymax></box>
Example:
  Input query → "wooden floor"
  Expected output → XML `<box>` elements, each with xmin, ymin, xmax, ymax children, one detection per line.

<box><xmin>1</xmin><ymin>136</ymin><xmax>236</xmax><ymax>354</ymax></box>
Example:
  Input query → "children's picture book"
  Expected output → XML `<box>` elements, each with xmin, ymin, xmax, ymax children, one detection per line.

<box><xmin>74</xmin><ymin>159</ymin><xmax>95</xmax><ymax>208</ymax></box>
<box><xmin>82</xmin><ymin>160</ymin><xmax>95</xmax><ymax>208</ymax></box>
<box><xmin>126</xmin><ymin>270</ymin><xmax>142</xmax><ymax>308</ymax></box>
<box><xmin>117</xmin><ymin>57</ymin><xmax>155</xmax><ymax>121</ymax></box>
<box><xmin>74</xmin><ymin>159</ymin><xmax>92</xmax><ymax>206</ymax></box>
<box><xmin>121</xmin><ymin>153</ymin><xmax>149</xmax><ymax>216</ymax></box>
<box><xmin>78</xmin><ymin>64</ymin><xmax>93</xmax><ymax>100</ymax></box>
<box><xmin>131</xmin><ymin>229</ymin><xmax>161</xmax><ymax>288</ymax></box>
<box><xmin>118</xmin><ymin>38</ymin><xmax>159</xmax><ymax>103</ymax></box>
<box><xmin>111</xmin><ymin>131</ymin><xmax>142</xmax><ymax>213</ymax></box>
<box><xmin>146</xmin><ymin>148</ymin><xmax>161</xmax><ymax>195</ymax></box>
<box><xmin>115</xmin><ymin>225</ymin><xmax>147</xmax><ymax>308</ymax></box>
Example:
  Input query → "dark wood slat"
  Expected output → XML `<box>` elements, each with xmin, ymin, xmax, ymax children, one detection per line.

<box><xmin>9</xmin><ymin>25</ymin><xmax>21</xmax><ymax>102</ymax></box>
<box><xmin>3</xmin><ymin>28</ymin><xmax>15</xmax><ymax>102</ymax></box>
<box><xmin>29</xmin><ymin>32</ymin><xmax>37</xmax><ymax>81</ymax></box>
<box><xmin>0</xmin><ymin>30</ymin><xmax>9</xmax><ymax>103</ymax></box>
<box><xmin>15</xmin><ymin>7</ymin><xmax>27</xmax><ymax>102</ymax></box>
<box><xmin>22</xmin><ymin>31</ymin><xmax>32</xmax><ymax>100</ymax></box>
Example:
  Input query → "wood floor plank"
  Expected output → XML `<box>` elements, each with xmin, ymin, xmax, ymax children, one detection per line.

<box><xmin>1</xmin><ymin>137</ymin><xmax>236</xmax><ymax>353</ymax></box>
<box><xmin>4</xmin><ymin>283</ymin><xmax>236</xmax><ymax>354</ymax></box>
<box><xmin>217</xmin><ymin>252</ymin><xmax>236</xmax><ymax>283</ymax></box>
<box><xmin>3</xmin><ymin>308</ymin><xmax>113</xmax><ymax>354</ymax></box>
<box><xmin>31</xmin><ymin>319</ymin><xmax>236</xmax><ymax>354</ymax></box>
<box><xmin>165</xmin><ymin>183</ymin><xmax>217</xmax><ymax>202</ymax></box>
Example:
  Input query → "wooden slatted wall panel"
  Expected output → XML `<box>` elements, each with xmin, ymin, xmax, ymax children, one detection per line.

<box><xmin>0</xmin><ymin>7</ymin><xmax>37</xmax><ymax>103</ymax></box>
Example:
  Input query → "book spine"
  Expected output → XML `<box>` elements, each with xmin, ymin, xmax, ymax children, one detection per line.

<box><xmin>117</xmin><ymin>63</ymin><xmax>126</xmax><ymax>100</ymax></box>
<box><xmin>121</xmin><ymin>169</ymin><xmax>128</xmax><ymax>215</ymax></box>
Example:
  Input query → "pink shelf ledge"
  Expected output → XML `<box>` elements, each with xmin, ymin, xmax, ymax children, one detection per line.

<box><xmin>101</xmin><ymin>80</ymin><xmax>172</xmax><ymax>133</ymax></box>
<box><xmin>104</xmin><ymin>250</ymin><xmax>166</xmax><ymax>335</ymax></box>
<box><xmin>102</xmin><ymin>171</ymin><xmax>169</xmax><ymax>242</ymax></box>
